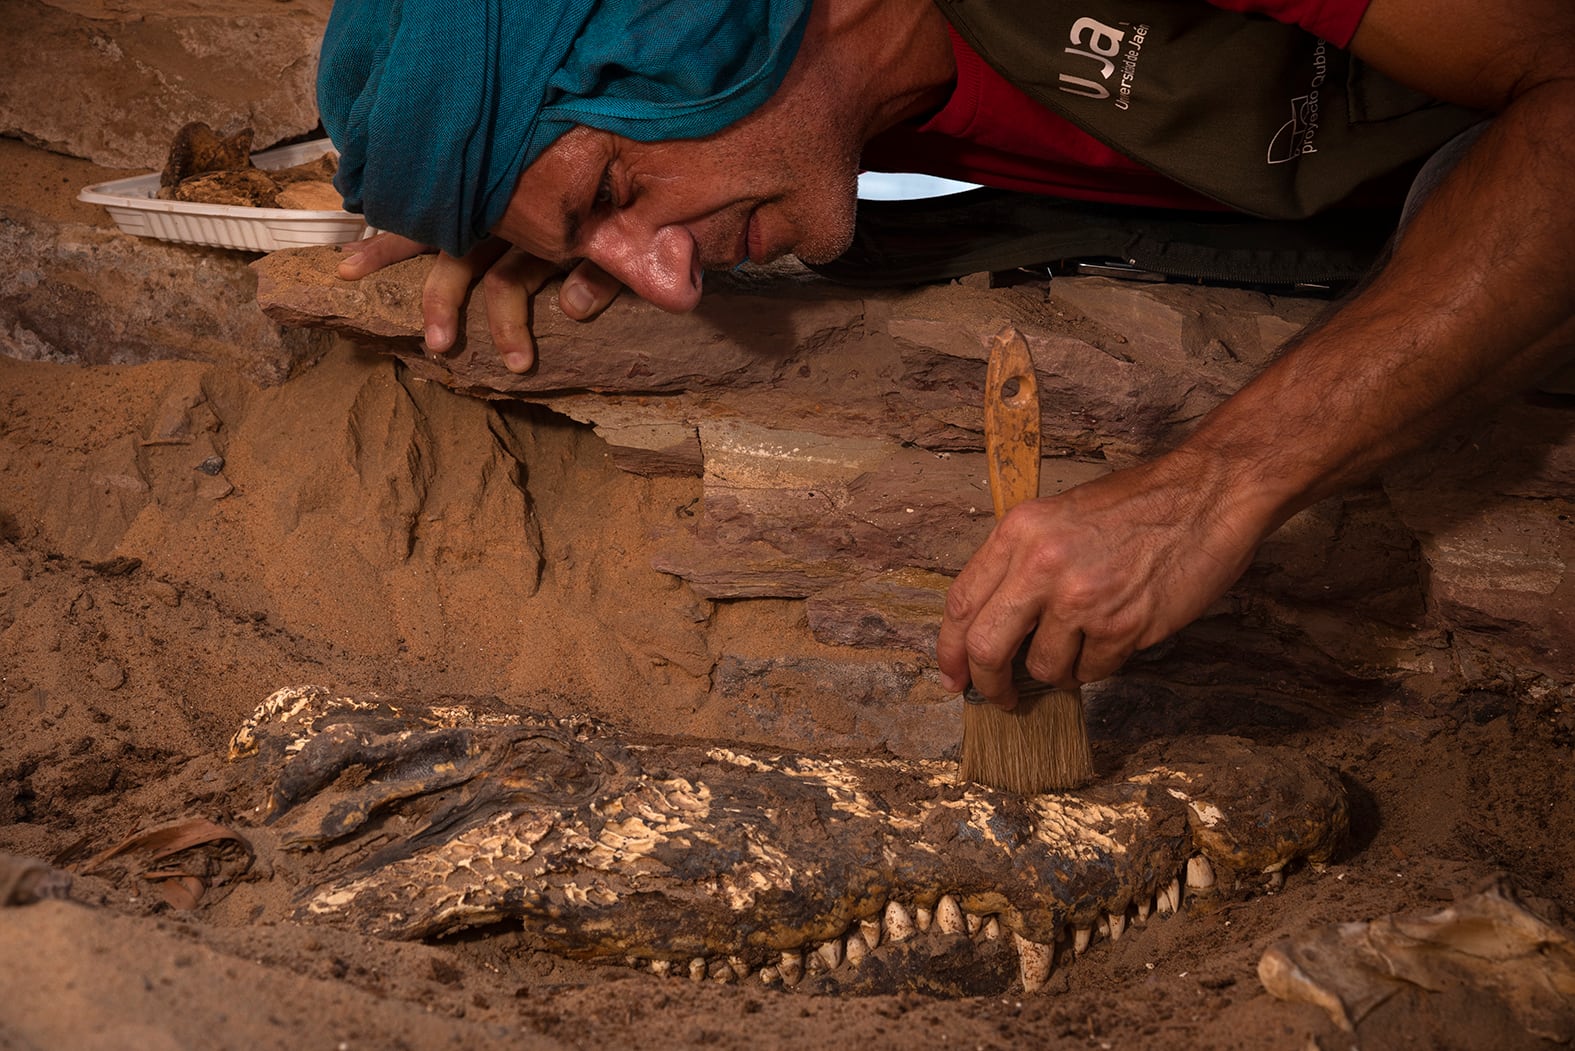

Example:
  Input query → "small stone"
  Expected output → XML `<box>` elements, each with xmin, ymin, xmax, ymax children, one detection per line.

<box><xmin>91</xmin><ymin>660</ymin><xmax>126</xmax><ymax>691</ymax></box>
<box><xmin>88</xmin><ymin>557</ymin><xmax>141</xmax><ymax>577</ymax></box>
<box><xmin>147</xmin><ymin>580</ymin><xmax>182</xmax><ymax>608</ymax></box>
<box><xmin>197</xmin><ymin>473</ymin><xmax>235</xmax><ymax>500</ymax></box>
<box><xmin>195</xmin><ymin>455</ymin><xmax>226</xmax><ymax>476</ymax></box>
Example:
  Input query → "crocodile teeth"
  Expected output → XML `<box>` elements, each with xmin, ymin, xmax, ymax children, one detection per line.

<box><xmin>859</xmin><ymin>916</ymin><xmax>883</xmax><ymax>950</ymax></box>
<box><xmin>1015</xmin><ymin>933</ymin><xmax>1055</xmax><ymax>994</ymax></box>
<box><xmin>1265</xmin><ymin>868</ymin><xmax>1285</xmax><ymax>891</ymax></box>
<box><xmin>1107</xmin><ymin>911</ymin><xmax>1127</xmax><ymax>941</ymax></box>
<box><xmin>884</xmin><ymin>901</ymin><xmax>916</xmax><ymax>943</ymax></box>
<box><xmin>688</xmin><ymin>957</ymin><xmax>707</xmax><ymax>981</ymax></box>
<box><xmin>649</xmin><ymin>959</ymin><xmax>672</xmax><ymax>977</ymax></box>
<box><xmin>1096</xmin><ymin>915</ymin><xmax>1110</xmax><ymax>939</ymax></box>
<box><xmin>1137</xmin><ymin>898</ymin><xmax>1152</xmax><ymax>923</ymax></box>
<box><xmin>815</xmin><ymin>938</ymin><xmax>843</xmax><ymax>971</ymax></box>
<box><xmin>1186</xmin><ymin>855</ymin><xmax>1217</xmax><ymax>892</ymax></box>
<box><xmin>915</xmin><ymin>905</ymin><xmax>933</xmax><ymax>932</ymax></box>
<box><xmin>728</xmin><ymin>955</ymin><xmax>751</xmax><ymax>980</ymax></box>
<box><xmin>708</xmin><ymin>958</ymin><xmax>735</xmax><ymax>982</ymax></box>
<box><xmin>936</xmin><ymin>895</ymin><xmax>966</xmax><ymax>935</ymax></box>
<box><xmin>982</xmin><ymin>916</ymin><xmax>1001</xmax><ymax>941</ymax></box>
<box><xmin>1074</xmin><ymin>925</ymin><xmax>1093</xmax><ymax>955</ymax></box>
<box><xmin>844</xmin><ymin>932</ymin><xmax>868</xmax><ymax>967</ymax></box>
<box><xmin>966</xmin><ymin>912</ymin><xmax>983</xmax><ymax>936</ymax></box>
<box><xmin>759</xmin><ymin>965</ymin><xmax>780</xmax><ymax>985</ymax></box>
<box><xmin>779</xmin><ymin>950</ymin><xmax>804</xmax><ymax>986</ymax></box>
<box><xmin>1157</xmin><ymin>877</ymin><xmax>1182</xmax><ymax>915</ymax></box>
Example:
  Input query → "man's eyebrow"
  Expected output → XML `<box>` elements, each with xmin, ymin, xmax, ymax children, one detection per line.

<box><xmin>541</xmin><ymin>142</ymin><xmax>608</xmax><ymax>261</ymax></box>
<box><xmin>558</xmin><ymin>154</ymin><xmax>614</xmax><ymax>260</ymax></box>
<box><xmin>560</xmin><ymin>202</ymin><xmax>581</xmax><ymax>259</ymax></box>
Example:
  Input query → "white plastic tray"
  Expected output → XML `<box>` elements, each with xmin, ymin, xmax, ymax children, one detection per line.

<box><xmin>78</xmin><ymin>138</ymin><xmax>373</xmax><ymax>252</ymax></box>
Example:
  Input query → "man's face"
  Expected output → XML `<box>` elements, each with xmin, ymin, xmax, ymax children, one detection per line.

<box><xmin>493</xmin><ymin>84</ymin><xmax>863</xmax><ymax>313</ymax></box>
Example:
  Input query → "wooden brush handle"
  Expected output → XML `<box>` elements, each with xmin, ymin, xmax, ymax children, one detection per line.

<box><xmin>963</xmin><ymin>327</ymin><xmax>1095</xmax><ymax>792</ymax></box>
<box><xmin>984</xmin><ymin>328</ymin><xmax>1041</xmax><ymax>517</ymax></box>
<box><xmin>962</xmin><ymin>325</ymin><xmax>1043</xmax><ymax>706</ymax></box>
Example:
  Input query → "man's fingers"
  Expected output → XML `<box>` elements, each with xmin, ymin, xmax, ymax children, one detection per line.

<box><xmin>559</xmin><ymin>261</ymin><xmax>625</xmax><ymax>321</ymax></box>
<box><xmin>945</xmin><ymin>538</ymin><xmax>1045</xmax><ymax>712</ymax></box>
<box><xmin>961</xmin><ymin>594</ymin><xmax>1043</xmax><ymax>710</ymax></box>
<box><xmin>937</xmin><ymin>549</ymin><xmax>1010</xmax><ymax>692</ymax></box>
<box><xmin>421</xmin><ymin>241</ymin><xmax>507</xmax><ymax>353</ymax></box>
<box><xmin>482</xmin><ymin>247</ymin><xmax>562</xmax><ymax>373</ymax></box>
<box><xmin>421</xmin><ymin>253</ymin><xmax>473</xmax><ymax>352</ymax></box>
<box><xmin>935</xmin><ymin>610</ymin><xmax>973</xmax><ymax>694</ymax></box>
<box><xmin>1025</xmin><ymin>628</ymin><xmax>1088</xmax><ymax>691</ymax></box>
<box><xmin>336</xmin><ymin>232</ymin><xmax>429</xmax><ymax>280</ymax></box>
<box><xmin>337</xmin><ymin>233</ymin><xmax>607</xmax><ymax>375</ymax></box>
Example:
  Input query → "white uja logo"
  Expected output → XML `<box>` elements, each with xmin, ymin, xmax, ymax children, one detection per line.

<box><xmin>1057</xmin><ymin>17</ymin><xmax>1148</xmax><ymax>111</ymax></box>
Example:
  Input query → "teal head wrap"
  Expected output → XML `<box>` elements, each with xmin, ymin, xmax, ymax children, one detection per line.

<box><xmin>318</xmin><ymin>0</ymin><xmax>812</xmax><ymax>257</ymax></box>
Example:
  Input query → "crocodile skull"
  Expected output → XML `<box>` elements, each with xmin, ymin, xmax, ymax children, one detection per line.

<box><xmin>224</xmin><ymin>685</ymin><xmax>1348</xmax><ymax>995</ymax></box>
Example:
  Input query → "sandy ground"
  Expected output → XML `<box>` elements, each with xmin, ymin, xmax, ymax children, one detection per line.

<box><xmin>3</xmin><ymin>146</ymin><xmax>1574</xmax><ymax>1051</ymax></box>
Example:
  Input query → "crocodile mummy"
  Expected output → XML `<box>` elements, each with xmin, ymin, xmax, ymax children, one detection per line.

<box><xmin>222</xmin><ymin>686</ymin><xmax>1348</xmax><ymax>995</ymax></box>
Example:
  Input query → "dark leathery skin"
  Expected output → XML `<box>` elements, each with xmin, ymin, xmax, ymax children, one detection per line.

<box><xmin>226</xmin><ymin>686</ymin><xmax>1347</xmax><ymax>977</ymax></box>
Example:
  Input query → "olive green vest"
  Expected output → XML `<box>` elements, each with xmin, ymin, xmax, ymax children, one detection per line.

<box><xmin>933</xmin><ymin>0</ymin><xmax>1482</xmax><ymax>219</ymax></box>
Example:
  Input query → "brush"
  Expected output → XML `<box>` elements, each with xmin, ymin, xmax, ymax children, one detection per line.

<box><xmin>958</xmin><ymin>327</ymin><xmax>1096</xmax><ymax>794</ymax></box>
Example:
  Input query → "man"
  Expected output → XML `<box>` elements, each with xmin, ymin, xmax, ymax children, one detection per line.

<box><xmin>320</xmin><ymin>0</ymin><xmax>1573</xmax><ymax>709</ymax></box>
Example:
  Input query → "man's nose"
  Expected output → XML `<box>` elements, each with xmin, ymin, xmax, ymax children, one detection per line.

<box><xmin>585</xmin><ymin>218</ymin><xmax>703</xmax><ymax>313</ymax></box>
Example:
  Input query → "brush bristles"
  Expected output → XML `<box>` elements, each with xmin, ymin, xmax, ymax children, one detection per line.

<box><xmin>960</xmin><ymin>685</ymin><xmax>1095</xmax><ymax>793</ymax></box>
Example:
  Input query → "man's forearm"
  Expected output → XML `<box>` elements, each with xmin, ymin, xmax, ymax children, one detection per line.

<box><xmin>1174</xmin><ymin>79</ymin><xmax>1575</xmax><ymax>544</ymax></box>
<box><xmin>938</xmin><ymin>13</ymin><xmax>1573</xmax><ymax>698</ymax></box>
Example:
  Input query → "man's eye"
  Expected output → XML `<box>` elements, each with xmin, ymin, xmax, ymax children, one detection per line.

<box><xmin>595</xmin><ymin>171</ymin><xmax>613</xmax><ymax>206</ymax></box>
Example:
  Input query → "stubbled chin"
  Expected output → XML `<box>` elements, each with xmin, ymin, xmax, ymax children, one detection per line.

<box><xmin>790</xmin><ymin>218</ymin><xmax>858</xmax><ymax>265</ymax></box>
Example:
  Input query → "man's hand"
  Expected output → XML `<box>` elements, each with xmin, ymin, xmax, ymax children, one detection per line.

<box><xmin>936</xmin><ymin>451</ymin><xmax>1265</xmax><ymax>707</ymax></box>
<box><xmin>335</xmin><ymin>233</ymin><xmax>624</xmax><ymax>373</ymax></box>
<box><xmin>941</xmin><ymin>0</ymin><xmax>1574</xmax><ymax>705</ymax></box>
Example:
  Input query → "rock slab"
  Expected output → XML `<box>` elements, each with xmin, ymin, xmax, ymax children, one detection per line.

<box><xmin>251</xmin><ymin>245</ymin><xmax>1575</xmax><ymax>687</ymax></box>
<box><xmin>2</xmin><ymin>0</ymin><xmax>331</xmax><ymax>169</ymax></box>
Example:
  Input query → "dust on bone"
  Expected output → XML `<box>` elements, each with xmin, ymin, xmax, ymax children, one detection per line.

<box><xmin>707</xmin><ymin>745</ymin><xmax>1132</xmax><ymax>860</ymax></box>
<box><xmin>706</xmin><ymin>747</ymin><xmax>889</xmax><ymax>821</ymax></box>
<box><xmin>228</xmin><ymin>683</ymin><xmax>345</xmax><ymax>760</ymax></box>
<box><xmin>302</xmin><ymin>809</ymin><xmax>561</xmax><ymax>930</ymax></box>
<box><xmin>690</xmin><ymin>742</ymin><xmax>1192</xmax><ymax>993</ymax></box>
<box><xmin>581</xmin><ymin>775</ymin><xmax>712</xmax><ymax>867</ymax></box>
<box><xmin>255</xmin><ymin>690</ymin><xmax>1241</xmax><ymax>995</ymax></box>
